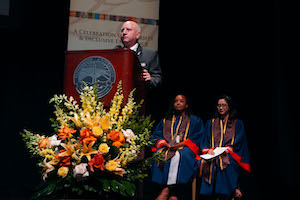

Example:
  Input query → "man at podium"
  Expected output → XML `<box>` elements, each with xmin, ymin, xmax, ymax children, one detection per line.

<box><xmin>117</xmin><ymin>21</ymin><xmax>162</xmax><ymax>89</ymax></box>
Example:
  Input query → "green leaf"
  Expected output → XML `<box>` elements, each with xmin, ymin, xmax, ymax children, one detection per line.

<box><xmin>84</xmin><ymin>185</ymin><xmax>97</xmax><ymax>193</ymax></box>
<box><xmin>33</xmin><ymin>183</ymin><xmax>56</xmax><ymax>199</ymax></box>
<box><xmin>110</xmin><ymin>180</ymin><xmax>120</xmax><ymax>193</ymax></box>
<box><xmin>97</xmin><ymin>178</ymin><xmax>111</xmax><ymax>192</ymax></box>
<box><xmin>120</xmin><ymin>180</ymin><xmax>136</xmax><ymax>197</ymax></box>
<box><xmin>96</xmin><ymin>178</ymin><xmax>136</xmax><ymax>197</ymax></box>
<box><xmin>72</xmin><ymin>187</ymin><xmax>84</xmax><ymax>196</ymax></box>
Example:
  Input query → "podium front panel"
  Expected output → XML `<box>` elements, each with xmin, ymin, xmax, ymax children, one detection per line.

<box><xmin>65</xmin><ymin>49</ymin><xmax>144</xmax><ymax>107</ymax></box>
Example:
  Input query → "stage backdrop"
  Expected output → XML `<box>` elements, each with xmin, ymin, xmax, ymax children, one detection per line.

<box><xmin>67</xmin><ymin>0</ymin><xmax>160</xmax><ymax>51</ymax></box>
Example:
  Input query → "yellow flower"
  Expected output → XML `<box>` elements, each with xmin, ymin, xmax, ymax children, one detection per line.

<box><xmin>105</xmin><ymin>160</ymin><xmax>119</xmax><ymax>171</ymax></box>
<box><xmin>92</xmin><ymin>126</ymin><xmax>103</xmax><ymax>137</ymax></box>
<box><xmin>81</xmin><ymin>112</ymin><xmax>95</xmax><ymax>128</ymax></box>
<box><xmin>40</xmin><ymin>148</ymin><xmax>55</xmax><ymax>157</ymax></box>
<box><xmin>58</xmin><ymin>143</ymin><xmax>77</xmax><ymax>159</ymax></box>
<box><xmin>98</xmin><ymin>143</ymin><xmax>110</xmax><ymax>154</ymax></box>
<box><xmin>100</xmin><ymin>115</ymin><xmax>110</xmax><ymax>131</ymax></box>
<box><xmin>69</xmin><ymin>113</ymin><xmax>82</xmax><ymax>127</ymax></box>
<box><xmin>80</xmin><ymin>141</ymin><xmax>98</xmax><ymax>161</ymax></box>
<box><xmin>114</xmin><ymin>167</ymin><xmax>125</xmax><ymax>176</ymax></box>
<box><xmin>57</xmin><ymin>166</ymin><xmax>69</xmax><ymax>178</ymax></box>
<box><xmin>45</xmin><ymin>154</ymin><xmax>56</xmax><ymax>160</ymax></box>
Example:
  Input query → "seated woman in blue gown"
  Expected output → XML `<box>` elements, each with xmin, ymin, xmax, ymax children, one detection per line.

<box><xmin>198</xmin><ymin>95</ymin><xmax>250</xmax><ymax>200</ymax></box>
<box><xmin>151</xmin><ymin>94</ymin><xmax>204</xmax><ymax>200</ymax></box>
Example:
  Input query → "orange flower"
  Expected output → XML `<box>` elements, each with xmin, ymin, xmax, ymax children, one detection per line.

<box><xmin>79</xmin><ymin>127</ymin><xmax>97</xmax><ymax>144</ymax></box>
<box><xmin>80</xmin><ymin>127</ymin><xmax>92</xmax><ymax>138</ymax></box>
<box><xmin>38</xmin><ymin>138</ymin><xmax>50</xmax><ymax>149</ymax></box>
<box><xmin>58</xmin><ymin>126</ymin><xmax>76</xmax><ymax>140</ymax></box>
<box><xmin>107</xmin><ymin>131</ymin><xmax>125</xmax><ymax>148</ymax></box>
<box><xmin>56</xmin><ymin>150</ymin><xmax>71</xmax><ymax>166</ymax></box>
<box><xmin>88</xmin><ymin>153</ymin><xmax>105</xmax><ymax>172</ymax></box>
<box><xmin>82</xmin><ymin>136</ymin><xmax>97</xmax><ymax>144</ymax></box>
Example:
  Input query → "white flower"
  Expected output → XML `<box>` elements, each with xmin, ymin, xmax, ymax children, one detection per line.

<box><xmin>122</xmin><ymin>129</ymin><xmax>136</xmax><ymax>142</ymax></box>
<box><xmin>73</xmin><ymin>163</ymin><xmax>89</xmax><ymax>178</ymax></box>
<box><xmin>48</xmin><ymin>135</ymin><xmax>61</xmax><ymax>148</ymax></box>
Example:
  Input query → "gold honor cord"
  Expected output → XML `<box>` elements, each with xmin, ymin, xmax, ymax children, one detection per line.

<box><xmin>219</xmin><ymin>116</ymin><xmax>228</xmax><ymax>170</ymax></box>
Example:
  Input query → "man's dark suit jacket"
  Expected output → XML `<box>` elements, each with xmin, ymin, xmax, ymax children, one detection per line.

<box><xmin>135</xmin><ymin>44</ymin><xmax>162</xmax><ymax>88</ymax></box>
<box><xmin>116</xmin><ymin>43</ymin><xmax>162</xmax><ymax>88</ymax></box>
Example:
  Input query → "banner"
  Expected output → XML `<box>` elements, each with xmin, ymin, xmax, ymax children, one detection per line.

<box><xmin>67</xmin><ymin>0</ymin><xmax>160</xmax><ymax>51</ymax></box>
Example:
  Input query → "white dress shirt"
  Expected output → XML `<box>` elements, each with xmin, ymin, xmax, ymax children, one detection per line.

<box><xmin>130</xmin><ymin>43</ymin><xmax>139</xmax><ymax>52</ymax></box>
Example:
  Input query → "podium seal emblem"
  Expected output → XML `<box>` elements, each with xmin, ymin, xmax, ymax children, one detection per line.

<box><xmin>73</xmin><ymin>56</ymin><xmax>116</xmax><ymax>98</ymax></box>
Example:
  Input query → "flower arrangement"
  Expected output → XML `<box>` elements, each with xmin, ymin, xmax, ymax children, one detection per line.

<box><xmin>20</xmin><ymin>82</ymin><xmax>160</xmax><ymax>199</ymax></box>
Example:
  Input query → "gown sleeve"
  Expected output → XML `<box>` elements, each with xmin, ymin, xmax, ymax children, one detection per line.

<box><xmin>150</xmin><ymin>119</ymin><xmax>167</xmax><ymax>152</ymax></box>
<box><xmin>199</xmin><ymin>119</ymin><xmax>213</xmax><ymax>154</ymax></box>
<box><xmin>183</xmin><ymin>115</ymin><xmax>204</xmax><ymax>155</ymax></box>
<box><xmin>226</xmin><ymin>120</ymin><xmax>251</xmax><ymax>172</ymax></box>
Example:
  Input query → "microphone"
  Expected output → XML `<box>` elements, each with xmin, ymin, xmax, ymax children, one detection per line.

<box><xmin>115</xmin><ymin>45</ymin><xmax>123</xmax><ymax>49</ymax></box>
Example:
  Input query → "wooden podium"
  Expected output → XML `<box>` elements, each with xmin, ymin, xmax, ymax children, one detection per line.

<box><xmin>64</xmin><ymin>49</ymin><xmax>145</xmax><ymax>108</ymax></box>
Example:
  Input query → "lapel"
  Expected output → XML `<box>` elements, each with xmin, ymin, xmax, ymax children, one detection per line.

<box><xmin>136</xmin><ymin>43</ymin><xmax>143</xmax><ymax>57</ymax></box>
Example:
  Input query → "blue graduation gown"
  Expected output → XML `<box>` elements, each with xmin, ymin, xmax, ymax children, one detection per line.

<box><xmin>151</xmin><ymin>115</ymin><xmax>204</xmax><ymax>185</ymax></box>
<box><xmin>198</xmin><ymin>119</ymin><xmax>250</xmax><ymax>196</ymax></box>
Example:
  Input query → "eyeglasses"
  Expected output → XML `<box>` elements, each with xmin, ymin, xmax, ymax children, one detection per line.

<box><xmin>217</xmin><ymin>104</ymin><xmax>228</xmax><ymax>108</ymax></box>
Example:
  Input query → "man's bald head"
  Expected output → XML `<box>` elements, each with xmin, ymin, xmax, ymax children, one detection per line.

<box><xmin>120</xmin><ymin>21</ymin><xmax>141</xmax><ymax>48</ymax></box>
